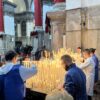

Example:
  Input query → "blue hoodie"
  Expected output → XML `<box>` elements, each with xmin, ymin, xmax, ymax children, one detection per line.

<box><xmin>0</xmin><ymin>63</ymin><xmax>37</xmax><ymax>100</ymax></box>
<box><xmin>64</xmin><ymin>64</ymin><xmax>88</xmax><ymax>100</ymax></box>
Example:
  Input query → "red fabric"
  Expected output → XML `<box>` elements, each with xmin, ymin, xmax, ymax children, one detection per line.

<box><xmin>34</xmin><ymin>0</ymin><xmax>42</xmax><ymax>26</ymax></box>
<box><xmin>0</xmin><ymin>0</ymin><xmax>4</xmax><ymax>32</ymax></box>
<box><xmin>54</xmin><ymin>0</ymin><xmax>65</xmax><ymax>3</ymax></box>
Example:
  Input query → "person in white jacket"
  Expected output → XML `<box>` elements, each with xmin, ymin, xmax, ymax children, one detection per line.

<box><xmin>79</xmin><ymin>49</ymin><xmax>95</xmax><ymax>100</ymax></box>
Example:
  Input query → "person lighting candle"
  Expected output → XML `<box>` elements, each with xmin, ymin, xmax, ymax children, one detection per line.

<box><xmin>60</xmin><ymin>55</ymin><xmax>88</xmax><ymax>100</ymax></box>
<box><xmin>0</xmin><ymin>50</ymin><xmax>37</xmax><ymax>100</ymax></box>
<box><xmin>80</xmin><ymin>49</ymin><xmax>95</xmax><ymax>100</ymax></box>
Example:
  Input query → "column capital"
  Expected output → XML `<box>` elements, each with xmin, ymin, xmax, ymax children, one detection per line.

<box><xmin>47</xmin><ymin>10</ymin><xmax>66</xmax><ymax>23</ymax></box>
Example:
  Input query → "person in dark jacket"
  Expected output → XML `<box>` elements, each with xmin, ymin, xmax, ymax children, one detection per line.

<box><xmin>61</xmin><ymin>55</ymin><xmax>88</xmax><ymax>100</ymax></box>
<box><xmin>90</xmin><ymin>48</ymin><xmax>99</xmax><ymax>83</ymax></box>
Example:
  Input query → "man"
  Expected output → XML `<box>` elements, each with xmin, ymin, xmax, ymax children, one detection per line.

<box><xmin>80</xmin><ymin>49</ymin><xmax>95</xmax><ymax>100</ymax></box>
<box><xmin>0</xmin><ymin>51</ymin><xmax>37</xmax><ymax>100</ymax></box>
<box><xmin>61</xmin><ymin>55</ymin><xmax>88</xmax><ymax>100</ymax></box>
<box><xmin>90</xmin><ymin>48</ymin><xmax>99</xmax><ymax>83</ymax></box>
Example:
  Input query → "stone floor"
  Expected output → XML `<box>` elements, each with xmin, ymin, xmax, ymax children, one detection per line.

<box><xmin>93</xmin><ymin>81</ymin><xmax>100</xmax><ymax>100</ymax></box>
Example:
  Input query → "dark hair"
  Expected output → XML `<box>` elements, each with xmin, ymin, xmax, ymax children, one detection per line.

<box><xmin>77</xmin><ymin>47</ymin><xmax>82</xmax><ymax>49</ymax></box>
<box><xmin>5</xmin><ymin>51</ymin><xmax>18</xmax><ymax>61</ymax></box>
<box><xmin>83</xmin><ymin>49</ymin><xmax>90</xmax><ymax>55</ymax></box>
<box><xmin>89</xmin><ymin>48</ymin><xmax>96</xmax><ymax>54</ymax></box>
<box><xmin>61</xmin><ymin>55</ymin><xmax>72</xmax><ymax>63</ymax></box>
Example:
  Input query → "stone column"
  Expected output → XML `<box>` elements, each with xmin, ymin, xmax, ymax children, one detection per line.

<box><xmin>47</xmin><ymin>2</ymin><xmax>66</xmax><ymax>51</ymax></box>
<box><xmin>17</xmin><ymin>23</ymin><xmax>21</xmax><ymax>37</ymax></box>
<box><xmin>47</xmin><ymin>11</ymin><xmax>66</xmax><ymax>50</ymax></box>
<box><xmin>0</xmin><ymin>0</ymin><xmax>4</xmax><ymax>33</ymax></box>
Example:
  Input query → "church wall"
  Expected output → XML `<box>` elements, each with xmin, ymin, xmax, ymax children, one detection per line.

<box><xmin>66</xmin><ymin>3</ymin><xmax>100</xmax><ymax>57</ymax></box>
<box><xmin>4</xmin><ymin>15</ymin><xmax>15</xmax><ymax>36</ymax></box>
<box><xmin>82</xmin><ymin>30</ymin><xmax>98</xmax><ymax>49</ymax></box>
<box><xmin>66</xmin><ymin>9</ymin><xmax>81</xmax><ymax>50</ymax></box>
<box><xmin>81</xmin><ymin>6</ymin><xmax>99</xmax><ymax>50</ymax></box>
<box><xmin>66</xmin><ymin>0</ymin><xmax>100</xmax><ymax>10</ymax></box>
<box><xmin>83</xmin><ymin>5</ymin><xmax>100</xmax><ymax>57</ymax></box>
<box><xmin>66</xmin><ymin>31</ymin><xmax>81</xmax><ymax>50</ymax></box>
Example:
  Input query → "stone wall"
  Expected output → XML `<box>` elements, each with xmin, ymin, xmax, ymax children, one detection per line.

<box><xmin>66</xmin><ymin>5</ymin><xmax>100</xmax><ymax>58</ymax></box>
<box><xmin>66</xmin><ymin>9</ymin><xmax>81</xmax><ymax>50</ymax></box>
<box><xmin>0</xmin><ymin>35</ymin><xmax>15</xmax><ymax>54</ymax></box>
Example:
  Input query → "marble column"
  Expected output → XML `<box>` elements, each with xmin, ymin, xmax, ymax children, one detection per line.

<box><xmin>47</xmin><ymin>11</ymin><xmax>66</xmax><ymax>50</ymax></box>
<box><xmin>0</xmin><ymin>0</ymin><xmax>4</xmax><ymax>33</ymax></box>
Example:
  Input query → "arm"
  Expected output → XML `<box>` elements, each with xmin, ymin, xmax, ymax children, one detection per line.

<box><xmin>80</xmin><ymin>59</ymin><xmax>90</xmax><ymax>69</ymax></box>
<box><xmin>64</xmin><ymin>74</ymin><xmax>75</xmax><ymax>97</ymax></box>
<box><xmin>19</xmin><ymin>64</ymin><xmax>37</xmax><ymax>81</ymax></box>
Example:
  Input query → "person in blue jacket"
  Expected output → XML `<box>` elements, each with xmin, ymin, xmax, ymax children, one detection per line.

<box><xmin>61</xmin><ymin>55</ymin><xmax>88</xmax><ymax>100</ymax></box>
<box><xmin>0</xmin><ymin>51</ymin><xmax>37</xmax><ymax>100</ymax></box>
<box><xmin>90</xmin><ymin>48</ymin><xmax>99</xmax><ymax>83</ymax></box>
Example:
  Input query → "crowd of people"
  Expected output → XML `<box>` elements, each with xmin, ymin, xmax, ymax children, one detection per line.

<box><xmin>0</xmin><ymin>47</ymin><xmax>99</xmax><ymax>100</ymax></box>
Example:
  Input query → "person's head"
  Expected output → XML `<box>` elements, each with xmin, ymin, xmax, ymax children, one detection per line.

<box><xmin>82</xmin><ymin>49</ymin><xmax>91</xmax><ymax>59</ymax></box>
<box><xmin>46</xmin><ymin>90</ymin><xmax>73</xmax><ymax>100</ymax></box>
<box><xmin>5</xmin><ymin>51</ymin><xmax>18</xmax><ymax>64</ymax></box>
<box><xmin>61</xmin><ymin>55</ymin><xmax>73</xmax><ymax>71</ymax></box>
<box><xmin>23</xmin><ymin>55</ymin><xmax>30</xmax><ymax>61</ymax></box>
<box><xmin>89</xmin><ymin>48</ymin><xmax>96</xmax><ymax>56</ymax></box>
<box><xmin>77</xmin><ymin>47</ymin><xmax>82</xmax><ymax>54</ymax></box>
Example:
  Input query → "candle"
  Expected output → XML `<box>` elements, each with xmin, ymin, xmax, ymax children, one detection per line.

<box><xmin>23</xmin><ymin>48</ymin><xmax>83</xmax><ymax>93</ymax></box>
